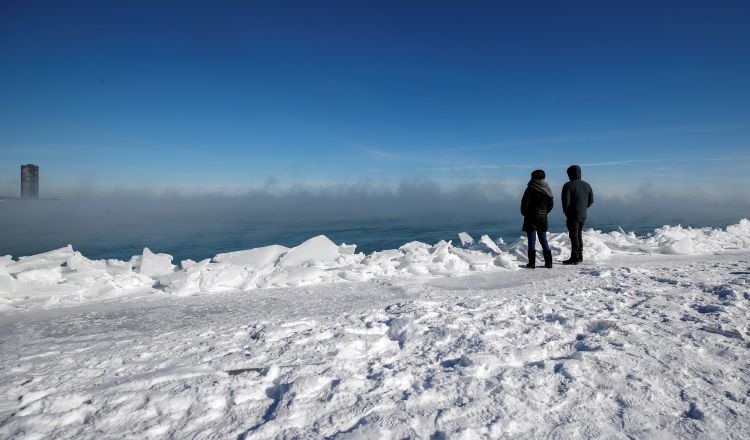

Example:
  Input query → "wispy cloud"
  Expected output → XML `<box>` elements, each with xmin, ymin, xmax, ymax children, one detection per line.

<box><xmin>354</xmin><ymin>145</ymin><xmax>402</xmax><ymax>160</ymax></box>
<box><xmin>419</xmin><ymin>160</ymin><xmax>657</xmax><ymax>173</ymax></box>
<box><xmin>579</xmin><ymin>159</ymin><xmax>660</xmax><ymax>167</ymax></box>
<box><xmin>692</xmin><ymin>155</ymin><xmax>750</xmax><ymax>162</ymax></box>
<box><xmin>418</xmin><ymin>164</ymin><xmax>504</xmax><ymax>172</ymax></box>
<box><xmin>354</xmin><ymin>123</ymin><xmax>750</xmax><ymax>162</ymax></box>
<box><xmin>417</xmin><ymin>154</ymin><xmax>750</xmax><ymax>174</ymax></box>
<box><xmin>432</xmin><ymin>122</ymin><xmax>749</xmax><ymax>154</ymax></box>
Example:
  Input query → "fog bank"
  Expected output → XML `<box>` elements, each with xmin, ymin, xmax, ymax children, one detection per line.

<box><xmin>1</xmin><ymin>181</ymin><xmax>747</xmax><ymax>260</ymax></box>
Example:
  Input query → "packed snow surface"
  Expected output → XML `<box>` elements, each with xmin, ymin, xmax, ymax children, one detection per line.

<box><xmin>1</xmin><ymin>220</ymin><xmax>750</xmax><ymax>438</ymax></box>
<box><xmin>1</xmin><ymin>219</ymin><xmax>750</xmax><ymax>312</ymax></box>
<box><xmin>1</xmin><ymin>251</ymin><xmax>749</xmax><ymax>438</ymax></box>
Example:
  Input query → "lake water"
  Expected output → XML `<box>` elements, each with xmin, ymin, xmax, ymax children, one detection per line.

<box><xmin>2</xmin><ymin>200</ymin><xmax>738</xmax><ymax>262</ymax></box>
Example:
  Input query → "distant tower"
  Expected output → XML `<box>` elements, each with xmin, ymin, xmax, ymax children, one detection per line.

<box><xmin>21</xmin><ymin>164</ymin><xmax>39</xmax><ymax>199</ymax></box>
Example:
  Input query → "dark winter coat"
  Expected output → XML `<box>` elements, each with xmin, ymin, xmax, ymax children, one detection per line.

<box><xmin>561</xmin><ymin>165</ymin><xmax>594</xmax><ymax>221</ymax></box>
<box><xmin>521</xmin><ymin>180</ymin><xmax>554</xmax><ymax>232</ymax></box>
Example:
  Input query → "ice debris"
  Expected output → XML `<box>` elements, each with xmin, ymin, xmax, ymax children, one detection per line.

<box><xmin>1</xmin><ymin>219</ymin><xmax>750</xmax><ymax>311</ymax></box>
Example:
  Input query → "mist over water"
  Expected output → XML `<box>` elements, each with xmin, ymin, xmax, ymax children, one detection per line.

<box><xmin>2</xmin><ymin>183</ymin><xmax>748</xmax><ymax>262</ymax></box>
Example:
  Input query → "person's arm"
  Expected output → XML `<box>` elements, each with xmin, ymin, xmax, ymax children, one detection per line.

<box><xmin>520</xmin><ymin>189</ymin><xmax>529</xmax><ymax>217</ymax></box>
<box><xmin>587</xmin><ymin>184</ymin><xmax>594</xmax><ymax>208</ymax></box>
<box><xmin>547</xmin><ymin>194</ymin><xmax>554</xmax><ymax>213</ymax></box>
<box><xmin>561</xmin><ymin>183</ymin><xmax>570</xmax><ymax>216</ymax></box>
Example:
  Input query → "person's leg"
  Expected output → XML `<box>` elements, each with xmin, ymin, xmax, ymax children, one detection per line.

<box><xmin>537</xmin><ymin>230</ymin><xmax>550</xmax><ymax>252</ymax></box>
<box><xmin>564</xmin><ymin>219</ymin><xmax>579</xmax><ymax>264</ymax></box>
<box><xmin>577</xmin><ymin>221</ymin><xmax>584</xmax><ymax>262</ymax></box>
<box><xmin>527</xmin><ymin>230</ymin><xmax>537</xmax><ymax>252</ymax></box>
<box><xmin>538</xmin><ymin>230</ymin><xmax>553</xmax><ymax>268</ymax></box>
<box><xmin>526</xmin><ymin>231</ymin><xmax>536</xmax><ymax>268</ymax></box>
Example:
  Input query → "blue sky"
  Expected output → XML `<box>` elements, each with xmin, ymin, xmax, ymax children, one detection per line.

<box><xmin>1</xmin><ymin>0</ymin><xmax>749</xmax><ymax>196</ymax></box>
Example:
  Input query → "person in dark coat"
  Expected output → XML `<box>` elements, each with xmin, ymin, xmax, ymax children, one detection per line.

<box><xmin>561</xmin><ymin>164</ymin><xmax>594</xmax><ymax>264</ymax></box>
<box><xmin>521</xmin><ymin>169</ymin><xmax>554</xmax><ymax>268</ymax></box>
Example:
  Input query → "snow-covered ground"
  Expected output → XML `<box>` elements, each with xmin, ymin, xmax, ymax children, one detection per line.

<box><xmin>1</xmin><ymin>223</ymin><xmax>749</xmax><ymax>438</ymax></box>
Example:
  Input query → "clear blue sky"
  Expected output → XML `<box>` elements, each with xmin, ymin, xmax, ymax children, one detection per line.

<box><xmin>1</xmin><ymin>0</ymin><xmax>749</xmax><ymax>195</ymax></box>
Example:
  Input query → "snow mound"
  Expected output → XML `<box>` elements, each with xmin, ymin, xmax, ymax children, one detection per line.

<box><xmin>278</xmin><ymin>235</ymin><xmax>340</xmax><ymax>267</ymax></box>
<box><xmin>2</xmin><ymin>219</ymin><xmax>750</xmax><ymax>312</ymax></box>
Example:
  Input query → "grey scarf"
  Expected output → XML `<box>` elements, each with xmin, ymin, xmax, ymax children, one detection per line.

<box><xmin>528</xmin><ymin>179</ymin><xmax>553</xmax><ymax>198</ymax></box>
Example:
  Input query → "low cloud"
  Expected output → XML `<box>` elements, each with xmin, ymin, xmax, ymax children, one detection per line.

<box><xmin>2</xmin><ymin>179</ymin><xmax>748</xmax><ymax>224</ymax></box>
<box><xmin>1</xmin><ymin>180</ymin><xmax>747</xmax><ymax>259</ymax></box>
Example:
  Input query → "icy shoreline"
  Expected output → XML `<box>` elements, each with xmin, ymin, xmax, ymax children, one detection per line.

<box><xmin>1</xmin><ymin>219</ymin><xmax>749</xmax><ymax>312</ymax></box>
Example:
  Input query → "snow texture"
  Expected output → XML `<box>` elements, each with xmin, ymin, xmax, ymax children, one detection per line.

<box><xmin>1</xmin><ymin>251</ymin><xmax>749</xmax><ymax>438</ymax></box>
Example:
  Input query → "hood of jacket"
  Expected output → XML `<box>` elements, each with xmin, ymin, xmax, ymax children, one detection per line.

<box><xmin>528</xmin><ymin>179</ymin><xmax>554</xmax><ymax>198</ymax></box>
<box><xmin>567</xmin><ymin>165</ymin><xmax>582</xmax><ymax>180</ymax></box>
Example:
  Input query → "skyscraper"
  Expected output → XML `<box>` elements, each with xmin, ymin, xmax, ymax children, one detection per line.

<box><xmin>21</xmin><ymin>164</ymin><xmax>39</xmax><ymax>199</ymax></box>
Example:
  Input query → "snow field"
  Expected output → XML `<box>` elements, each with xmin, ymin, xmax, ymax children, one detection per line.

<box><xmin>1</xmin><ymin>219</ymin><xmax>750</xmax><ymax>313</ymax></box>
<box><xmin>1</xmin><ymin>254</ymin><xmax>748</xmax><ymax>438</ymax></box>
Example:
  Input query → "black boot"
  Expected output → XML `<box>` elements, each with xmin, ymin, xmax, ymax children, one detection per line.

<box><xmin>577</xmin><ymin>248</ymin><xmax>584</xmax><ymax>263</ymax></box>
<box><xmin>525</xmin><ymin>250</ymin><xmax>536</xmax><ymax>269</ymax></box>
<box><xmin>543</xmin><ymin>250</ymin><xmax>553</xmax><ymax>269</ymax></box>
<box><xmin>562</xmin><ymin>250</ymin><xmax>579</xmax><ymax>265</ymax></box>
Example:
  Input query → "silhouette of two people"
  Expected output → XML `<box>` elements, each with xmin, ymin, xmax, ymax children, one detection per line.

<box><xmin>521</xmin><ymin>165</ymin><xmax>593</xmax><ymax>268</ymax></box>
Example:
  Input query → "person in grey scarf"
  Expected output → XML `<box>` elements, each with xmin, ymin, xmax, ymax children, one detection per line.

<box><xmin>521</xmin><ymin>169</ymin><xmax>554</xmax><ymax>268</ymax></box>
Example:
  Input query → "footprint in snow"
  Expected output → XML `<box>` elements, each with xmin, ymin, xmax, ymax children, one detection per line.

<box><xmin>693</xmin><ymin>304</ymin><xmax>723</xmax><ymax>314</ymax></box>
<box><xmin>587</xmin><ymin>320</ymin><xmax>616</xmax><ymax>334</ymax></box>
<box><xmin>684</xmin><ymin>402</ymin><xmax>704</xmax><ymax>420</ymax></box>
<box><xmin>573</xmin><ymin>341</ymin><xmax>600</xmax><ymax>352</ymax></box>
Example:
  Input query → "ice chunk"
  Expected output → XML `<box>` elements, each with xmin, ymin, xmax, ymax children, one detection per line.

<box><xmin>106</xmin><ymin>259</ymin><xmax>133</xmax><ymax>275</ymax></box>
<box><xmin>279</xmin><ymin>235</ymin><xmax>340</xmax><ymax>267</ymax></box>
<box><xmin>213</xmin><ymin>245</ymin><xmax>289</xmax><ymax>269</ymax></box>
<box><xmin>7</xmin><ymin>245</ymin><xmax>75</xmax><ymax>274</ymax></box>
<box><xmin>494</xmin><ymin>253</ymin><xmax>517</xmax><ymax>269</ymax></box>
<box><xmin>80</xmin><ymin>272</ymin><xmax>154</xmax><ymax>299</ymax></box>
<box><xmin>161</xmin><ymin>259</ymin><xmax>211</xmax><ymax>295</ymax></box>
<box><xmin>3</xmin><ymin>219</ymin><xmax>749</xmax><ymax>305</ymax></box>
<box><xmin>181</xmin><ymin>259</ymin><xmax>198</xmax><ymax>269</ymax></box>
<box><xmin>458</xmin><ymin>232</ymin><xmax>474</xmax><ymax>246</ymax></box>
<box><xmin>15</xmin><ymin>267</ymin><xmax>63</xmax><ymax>285</ymax></box>
<box><xmin>196</xmin><ymin>264</ymin><xmax>246</xmax><ymax>292</ymax></box>
<box><xmin>0</xmin><ymin>255</ymin><xmax>12</xmax><ymax>275</ymax></box>
<box><xmin>450</xmin><ymin>248</ymin><xmax>495</xmax><ymax>269</ymax></box>
<box><xmin>162</xmin><ymin>259</ymin><xmax>252</xmax><ymax>295</ymax></box>
<box><xmin>479</xmin><ymin>235</ymin><xmax>502</xmax><ymax>254</ymax></box>
<box><xmin>66</xmin><ymin>252</ymin><xmax>107</xmax><ymax>276</ymax></box>
<box><xmin>338</xmin><ymin>243</ymin><xmax>357</xmax><ymax>255</ymax></box>
<box><xmin>138</xmin><ymin>248</ymin><xmax>175</xmax><ymax>278</ymax></box>
<box><xmin>665</xmin><ymin>237</ymin><xmax>695</xmax><ymax>255</ymax></box>
<box><xmin>265</xmin><ymin>266</ymin><xmax>329</xmax><ymax>287</ymax></box>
